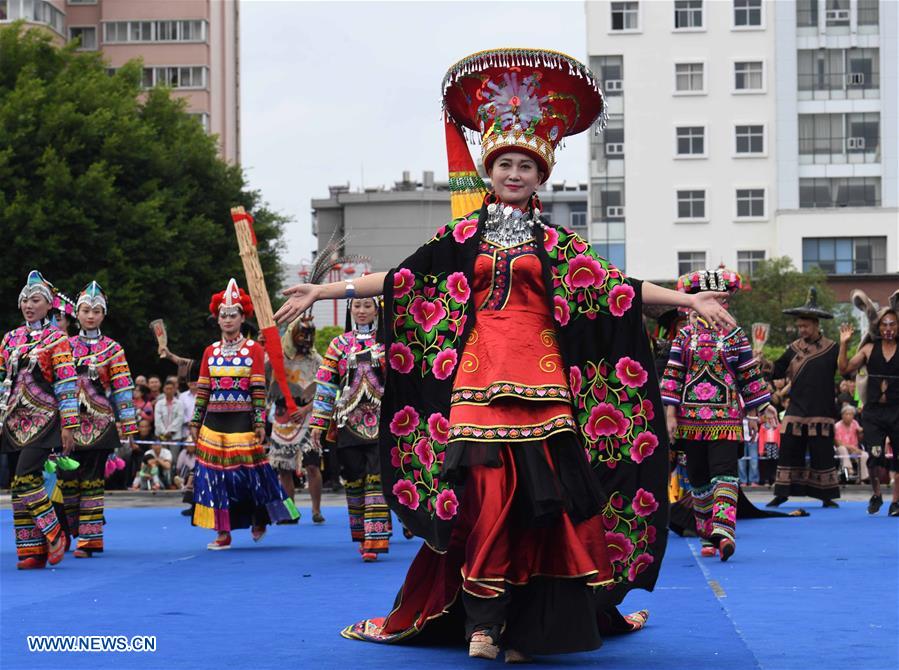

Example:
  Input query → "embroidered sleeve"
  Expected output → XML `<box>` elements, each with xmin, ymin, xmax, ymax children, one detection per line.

<box><xmin>251</xmin><ymin>344</ymin><xmax>266</xmax><ymax>428</ymax></box>
<box><xmin>108</xmin><ymin>343</ymin><xmax>138</xmax><ymax>435</ymax></box>
<box><xmin>48</xmin><ymin>332</ymin><xmax>79</xmax><ymax>426</ymax></box>
<box><xmin>0</xmin><ymin>331</ymin><xmax>9</xmax><ymax>384</ymax></box>
<box><xmin>660</xmin><ymin>329</ymin><xmax>687</xmax><ymax>406</ymax></box>
<box><xmin>311</xmin><ymin>336</ymin><xmax>342</xmax><ymax>432</ymax></box>
<box><xmin>730</xmin><ymin>330</ymin><xmax>771</xmax><ymax>410</ymax></box>
<box><xmin>191</xmin><ymin>348</ymin><xmax>212</xmax><ymax>428</ymax></box>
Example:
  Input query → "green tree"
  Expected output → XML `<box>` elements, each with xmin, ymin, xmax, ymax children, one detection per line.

<box><xmin>0</xmin><ymin>24</ymin><xmax>288</xmax><ymax>375</ymax></box>
<box><xmin>729</xmin><ymin>257</ymin><xmax>854</xmax><ymax>350</ymax></box>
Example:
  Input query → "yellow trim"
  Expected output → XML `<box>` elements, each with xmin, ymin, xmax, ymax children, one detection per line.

<box><xmin>192</xmin><ymin>504</ymin><xmax>216</xmax><ymax>529</ymax></box>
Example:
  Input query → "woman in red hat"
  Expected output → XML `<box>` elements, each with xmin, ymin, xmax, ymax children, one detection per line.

<box><xmin>190</xmin><ymin>278</ymin><xmax>298</xmax><ymax>550</ymax></box>
<box><xmin>277</xmin><ymin>48</ymin><xmax>735</xmax><ymax>661</ymax></box>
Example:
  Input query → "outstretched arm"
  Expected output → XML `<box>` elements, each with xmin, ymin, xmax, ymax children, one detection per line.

<box><xmin>641</xmin><ymin>281</ymin><xmax>736</xmax><ymax>331</ymax></box>
<box><xmin>838</xmin><ymin>323</ymin><xmax>870</xmax><ymax>376</ymax></box>
<box><xmin>274</xmin><ymin>272</ymin><xmax>388</xmax><ymax>325</ymax></box>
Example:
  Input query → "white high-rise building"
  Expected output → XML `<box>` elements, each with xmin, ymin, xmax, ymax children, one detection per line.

<box><xmin>585</xmin><ymin>0</ymin><xmax>897</xmax><ymax>299</ymax></box>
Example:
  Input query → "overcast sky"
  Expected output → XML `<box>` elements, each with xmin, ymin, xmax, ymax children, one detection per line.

<box><xmin>240</xmin><ymin>0</ymin><xmax>592</xmax><ymax>266</ymax></box>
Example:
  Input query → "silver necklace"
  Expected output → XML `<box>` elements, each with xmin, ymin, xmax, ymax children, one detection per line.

<box><xmin>482</xmin><ymin>203</ymin><xmax>537</xmax><ymax>247</ymax></box>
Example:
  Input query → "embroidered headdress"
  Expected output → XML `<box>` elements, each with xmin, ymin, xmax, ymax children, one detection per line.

<box><xmin>76</xmin><ymin>280</ymin><xmax>108</xmax><ymax>313</ymax></box>
<box><xmin>18</xmin><ymin>270</ymin><xmax>54</xmax><ymax>305</ymax></box>
<box><xmin>676</xmin><ymin>268</ymin><xmax>744</xmax><ymax>295</ymax></box>
<box><xmin>442</xmin><ymin>48</ymin><xmax>606</xmax><ymax>216</ymax></box>
<box><xmin>209</xmin><ymin>278</ymin><xmax>254</xmax><ymax>318</ymax></box>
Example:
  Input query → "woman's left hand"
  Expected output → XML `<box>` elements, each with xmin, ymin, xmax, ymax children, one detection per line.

<box><xmin>255</xmin><ymin>427</ymin><xmax>267</xmax><ymax>445</ymax></box>
<box><xmin>690</xmin><ymin>292</ymin><xmax>736</xmax><ymax>330</ymax></box>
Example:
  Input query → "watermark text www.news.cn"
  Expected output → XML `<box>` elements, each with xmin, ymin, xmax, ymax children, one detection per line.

<box><xmin>27</xmin><ymin>636</ymin><xmax>157</xmax><ymax>653</ymax></box>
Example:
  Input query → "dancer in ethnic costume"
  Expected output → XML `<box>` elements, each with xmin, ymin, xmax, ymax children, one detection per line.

<box><xmin>276</xmin><ymin>48</ymin><xmax>736</xmax><ymax>661</ymax></box>
<box><xmin>1</xmin><ymin>271</ymin><xmax>78</xmax><ymax>569</ymax></box>
<box><xmin>768</xmin><ymin>289</ymin><xmax>841</xmax><ymax>507</ymax></box>
<box><xmin>311</xmin><ymin>298</ymin><xmax>392</xmax><ymax>560</ymax></box>
<box><xmin>267</xmin><ymin>315</ymin><xmax>323</xmax><ymax>523</ymax></box>
<box><xmin>53</xmin><ymin>281</ymin><xmax>138</xmax><ymax>557</ymax></box>
<box><xmin>190</xmin><ymin>278</ymin><xmax>298</xmax><ymax>550</ymax></box>
<box><xmin>661</xmin><ymin>269</ymin><xmax>771</xmax><ymax>561</ymax></box>
<box><xmin>838</xmin><ymin>289</ymin><xmax>899</xmax><ymax>515</ymax></box>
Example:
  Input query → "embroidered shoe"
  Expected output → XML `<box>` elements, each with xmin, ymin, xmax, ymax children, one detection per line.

<box><xmin>362</xmin><ymin>552</ymin><xmax>378</xmax><ymax>562</ymax></box>
<box><xmin>47</xmin><ymin>534</ymin><xmax>66</xmax><ymax>566</ymax></box>
<box><xmin>469</xmin><ymin>631</ymin><xmax>499</xmax><ymax>660</ymax></box>
<box><xmin>868</xmin><ymin>495</ymin><xmax>883</xmax><ymax>515</ymax></box>
<box><xmin>700</xmin><ymin>545</ymin><xmax>717</xmax><ymax>558</ymax></box>
<box><xmin>207</xmin><ymin>533</ymin><xmax>232</xmax><ymax>550</ymax></box>
<box><xmin>73</xmin><ymin>549</ymin><xmax>94</xmax><ymax>558</ymax></box>
<box><xmin>251</xmin><ymin>526</ymin><xmax>267</xmax><ymax>543</ymax></box>
<box><xmin>719</xmin><ymin>538</ymin><xmax>735</xmax><ymax>562</ymax></box>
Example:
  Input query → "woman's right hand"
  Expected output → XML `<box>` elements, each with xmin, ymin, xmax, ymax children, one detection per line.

<box><xmin>275</xmin><ymin>284</ymin><xmax>320</xmax><ymax>325</ymax></box>
<box><xmin>665</xmin><ymin>412</ymin><xmax>678</xmax><ymax>444</ymax></box>
<box><xmin>310</xmin><ymin>428</ymin><xmax>323</xmax><ymax>452</ymax></box>
<box><xmin>189</xmin><ymin>426</ymin><xmax>199</xmax><ymax>443</ymax></box>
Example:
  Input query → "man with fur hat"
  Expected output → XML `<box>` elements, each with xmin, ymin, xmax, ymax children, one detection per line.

<box><xmin>768</xmin><ymin>288</ymin><xmax>841</xmax><ymax>508</ymax></box>
<box><xmin>838</xmin><ymin>289</ymin><xmax>899</xmax><ymax>515</ymax></box>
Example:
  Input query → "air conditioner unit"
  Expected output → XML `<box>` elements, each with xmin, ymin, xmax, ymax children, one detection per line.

<box><xmin>606</xmin><ymin>206</ymin><xmax>625</xmax><ymax>218</ymax></box>
<box><xmin>847</xmin><ymin>72</ymin><xmax>865</xmax><ymax>85</ymax></box>
<box><xmin>847</xmin><ymin>137</ymin><xmax>866</xmax><ymax>150</ymax></box>
<box><xmin>605</xmin><ymin>79</ymin><xmax>623</xmax><ymax>92</ymax></box>
<box><xmin>606</xmin><ymin>143</ymin><xmax>624</xmax><ymax>155</ymax></box>
<box><xmin>825</xmin><ymin>8</ymin><xmax>849</xmax><ymax>21</ymax></box>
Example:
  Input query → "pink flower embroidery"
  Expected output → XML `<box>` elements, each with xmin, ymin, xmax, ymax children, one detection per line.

<box><xmin>446</xmin><ymin>272</ymin><xmax>471</xmax><ymax>304</ymax></box>
<box><xmin>219</xmin><ymin>377</ymin><xmax>234</xmax><ymax>390</ymax></box>
<box><xmin>609</xmin><ymin>283</ymin><xmax>635</xmax><ymax>317</ymax></box>
<box><xmin>604</xmin><ymin>531</ymin><xmax>635</xmax><ymax>563</ymax></box>
<box><xmin>627</xmin><ymin>552</ymin><xmax>654</xmax><ymax>582</ymax></box>
<box><xmin>629</xmin><ymin>431</ymin><xmax>659</xmax><ymax>464</ymax></box>
<box><xmin>393</xmin><ymin>268</ymin><xmax>414</xmax><ymax>298</ymax></box>
<box><xmin>388</xmin><ymin>342</ymin><xmax>415</xmax><ymax>374</ymax></box>
<box><xmin>543</xmin><ymin>227</ymin><xmax>559</xmax><ymax>252</ymax></box>
<box><xmin>645</xmin><ymin>524</ymin><xmax>657</xmax><ymax>544</ymax></box>
<box><xmin>748</xmin><ymin>380</ymin><xmax>761</xmax><ymax>393</ymax></box>
<box><xmin>693</xmin><ymin>382</ymin><xmax>718</xmax><ymax>401</ymax></box>
<box><xmin>390</xmin><ymin>446</ymin><xmax>403</xmax><ymax>468</ymax></box>
<box><xmin>584</xmin><ymin>403</ymin><xmax>629</xmax><ymax>440</ymax></box>
<box><xmin>410</xmin><ymin>298</ymin><xmax>447</xmax><ymax>333</ymax></box>
<box><xmin>393</xmin><ymin>479</ymin><xmax>420</xmax><ymax>510</ymax></box>
<box><xmin>553</xmin><ymin>295</ymin><xmax>571</xmax><ymax>327</ymax></box>
<box><xmin>698</xmin><ymin>347</ymin><xmax>715</xmax><ymax>362</ymax></box>
<box><xmin>566</xmin><ymin>254</ymin><xmax>607</xmax><ymax>289</ymax></box>
<box><xmin>432</xmin><ymin>348</ymin><xmax>458</xmax><ymax>380</ymax></box>
<box><xmin>435</xmin><ymin>489</ymin><xmax>459</xmax><ymax>520</ymax></box>
<box><xmin>569</xmin><ymin>365</ymin><xmax>582</xmax><ymax>395</ymax></box>
<box><xmin>632</xmin><ymin>488</ymin><xmax>659</xmax><ymax>517</ymax></box>
<box><xmin>698</xmin><ymin>406</ymin><xmax>713</xmax><ymax>420</ymax></box>
<box><xmin>641</xmin><ymin>399</ymin><xmax>655</xmax><ymax>420</ymax></box>
<box><xmin>389</xmin><ymin>406</ymin><xmax>420</xmax><ymax>437</ymax></box>
<box><xmin>615</xmin><ymin>357</ymin><xmax>648</xmax><ymax>388</ymax></box>
<box><xmin>453</xmin><ymin>218</ymin><xmax>479</xmax><ymax>243</ymax></box>
<box><xmin>413</xmin><ymin>438</ymin><xmax>436</xmax><ymax>470</ymax></box>
<box><xmin>428</xmin><ymin>412</ymin><xmax>450</xmax><ymax>445</ymax></box>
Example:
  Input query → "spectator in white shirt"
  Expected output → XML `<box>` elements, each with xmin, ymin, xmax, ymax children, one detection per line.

<box><xmin>179</xmin><ymin>380</ymin><xmax>198</xmax><ymax>439</ymax></box>
<box><xmin>154</xmin><ymin>379</ymin><xmax>185</xmax><ymax>444</ymax></box>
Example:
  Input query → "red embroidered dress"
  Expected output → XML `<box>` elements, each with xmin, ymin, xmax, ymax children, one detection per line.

<box><xmin>449</xmin><ymin>240</ymin><xmax>577</xmax><ymax>441</ymax></box>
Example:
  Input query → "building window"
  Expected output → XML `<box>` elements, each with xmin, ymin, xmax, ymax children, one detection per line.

<box><xmin>797</xmin><ymin>48</ymin><xmax>880</xmax><ymax>98</ymax></box>
<box><xmin>733</xmin><ymin>0</ymin><xmax>762</xmax><ymax>27</ymax></box>
<box><xmin>603</xmin><ymin>124</ymin><xmax>624</xmax><ymax>158</ymax></box>
<box><xmin>103</xmin><ymin>20</ymin><xmax>207</xmax><ymax>44</ymax></box>
<box><xmin>802</xmin><ymin>237</ymin><xmax>887</xmax><ymax>274</ymax></box>
<box><xmin>610</xmin><ymin>2</ymin><xmax>639</xmax><ymax>31</ymax></box>
<box><xmin>678</xmin><ymin>251</ymin><xmax>707</xmax><ymax>275</ymax></box>
<box><xmin>677</xmin><ymin>190</ymin><xmax>706</xmax><ymax>219</ymax></box>
<box><xmin>674</xmin><ymin>0</ymin><xmax>703</xmax><ymax>29</ymax></box>
<box><xmin>676</xmin><ymin>126</ymin><xmax>705</xmax><ymax>156</ymax></box>
<box><xmin>734</xmin><ymin>61</ymin><xmax>763</xmax><ymax>91</ymax></box>
<box><xmin>798</xmin><ymin>113</ymin><xmax>880</xmax><ymax>163</ymax></box>
<box><xmin>675</xmin><ymin>63</ymin><xmax>704</xmax><ymax>93</ymax></box>
<box><xmin>141</xmin><ymin>66</ymin><xmax>208</xmax><ymax>90</ymax></box>
<box><xmin>592</xmin><ymin>55</ymin><xmax>624</xmax><ymax>97</ymax></box>
<box><xmin>2</xmin><ymin>0</ymin><xmax>65</xmax><ymax>35</ymax></box>
<box><xmin>857</xmin><ymin>0</ymin><xmax>879</xmax><ymax>26</ymax></box>
<box><xmin>592</xmin><ymin>179</ymin><xmax>625</xmax><ymax>222</ymax></box>
<box><xmin>796</xmin><ymin>0</ymin><xmax>818</xmax><ymax>27</ymax></box>
<box><xmin>737</xmin><ymin>250</ymin><xmax>766</xmax><ymax>277</ymax></box>
<box><xmin>825</xmin><ymin>0</ymin><xmax>850</xmax><ymax>27</ymax></box>
<box><xmin>67</xmin><ymin>0</ymin><xmax>98</xmax><ymax>4</ymax></box>
<box><xmin>735</xmin><ymin>125</ymin><xmax>764</xmax><ymax>154</ymax></box>
<box><xmin>69</xmin><ymin>26</ymin><xmax>97</xmax><ymax>51</ymax></box>
<box><xmin>799</xmin><ymin>177</ymin><xmax>881</xmax><ymax>208</ymax></box>
<box><xmin>188</xmin><ymin>112</ymin><xmax>210</xmax><ymax>133</ymax></box>
<box><xmin>735</xmin><ymin>188</ymin><xmax>765</xmax><ymax>218</ymax></box>
<box><xmin>570</xmin><ymin>203</ymin><xmax>588</xmax><ymax>230</ymax></box>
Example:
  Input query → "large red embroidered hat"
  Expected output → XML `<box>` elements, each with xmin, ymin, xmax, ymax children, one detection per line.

<box><xmin>676</xmin><ymin>268</ymin><xmax>745</xmax><ymax>295</ymax></box>
<box><xmin>442</xmin><ymin>48</ymin><xmax>606</xmax><ymax>184</ymax></box>
<box><xmin>209</xmin><ymin>277</ymin><xmax>254</xmax><ymax>318</ymax></box>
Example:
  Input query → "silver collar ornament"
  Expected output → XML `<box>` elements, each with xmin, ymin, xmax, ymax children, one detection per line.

<box><xmin>482</xmin><ymin>203</ymin><xmax>541</xmax><ymax>247</ymax></box>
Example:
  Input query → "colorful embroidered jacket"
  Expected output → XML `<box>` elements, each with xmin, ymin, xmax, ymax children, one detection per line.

<box><xmin>68</xmin><ymin>335</ymin><xmax>138</xmax><ymax>449</ymax></box>
<box><xmin>312</xmin><ymin>331</ymin><xmax>385</xmax><ymax>445</ymax></box>
<box><xmin>378</xmin><ymin>205</ymin><xmax>670</xmax><ymax>607</ymax></box>
<box><xmin>0</xmin><ymin>324</ymin><xmax>79</xmax><ymax>449</ymax></box>
<box><xmin>661</xmin><ymin>323</ymin><xmax>770</xmax><ymax>441</ymax></box>
<box><xmin>192</xmin><ymin>338</ymin><xmax>266</xmax><ymax>431</ymax></box>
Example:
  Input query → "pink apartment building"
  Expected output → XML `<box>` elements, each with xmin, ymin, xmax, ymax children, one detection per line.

<box><xmin>0</xmin><ymin>0</ymin><xmax>240</xmax><ymax>163</ymax></box>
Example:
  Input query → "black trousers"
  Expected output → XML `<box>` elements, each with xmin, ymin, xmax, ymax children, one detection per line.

<box><xmin>680</xmin><ymin>439</ymin><xmax>740</xmax><ymax>488</ymax></box>
<box><xmin>774</xmin><ymin>429</ymin><xmax>840</xmax><ymax>501</ymax></box>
